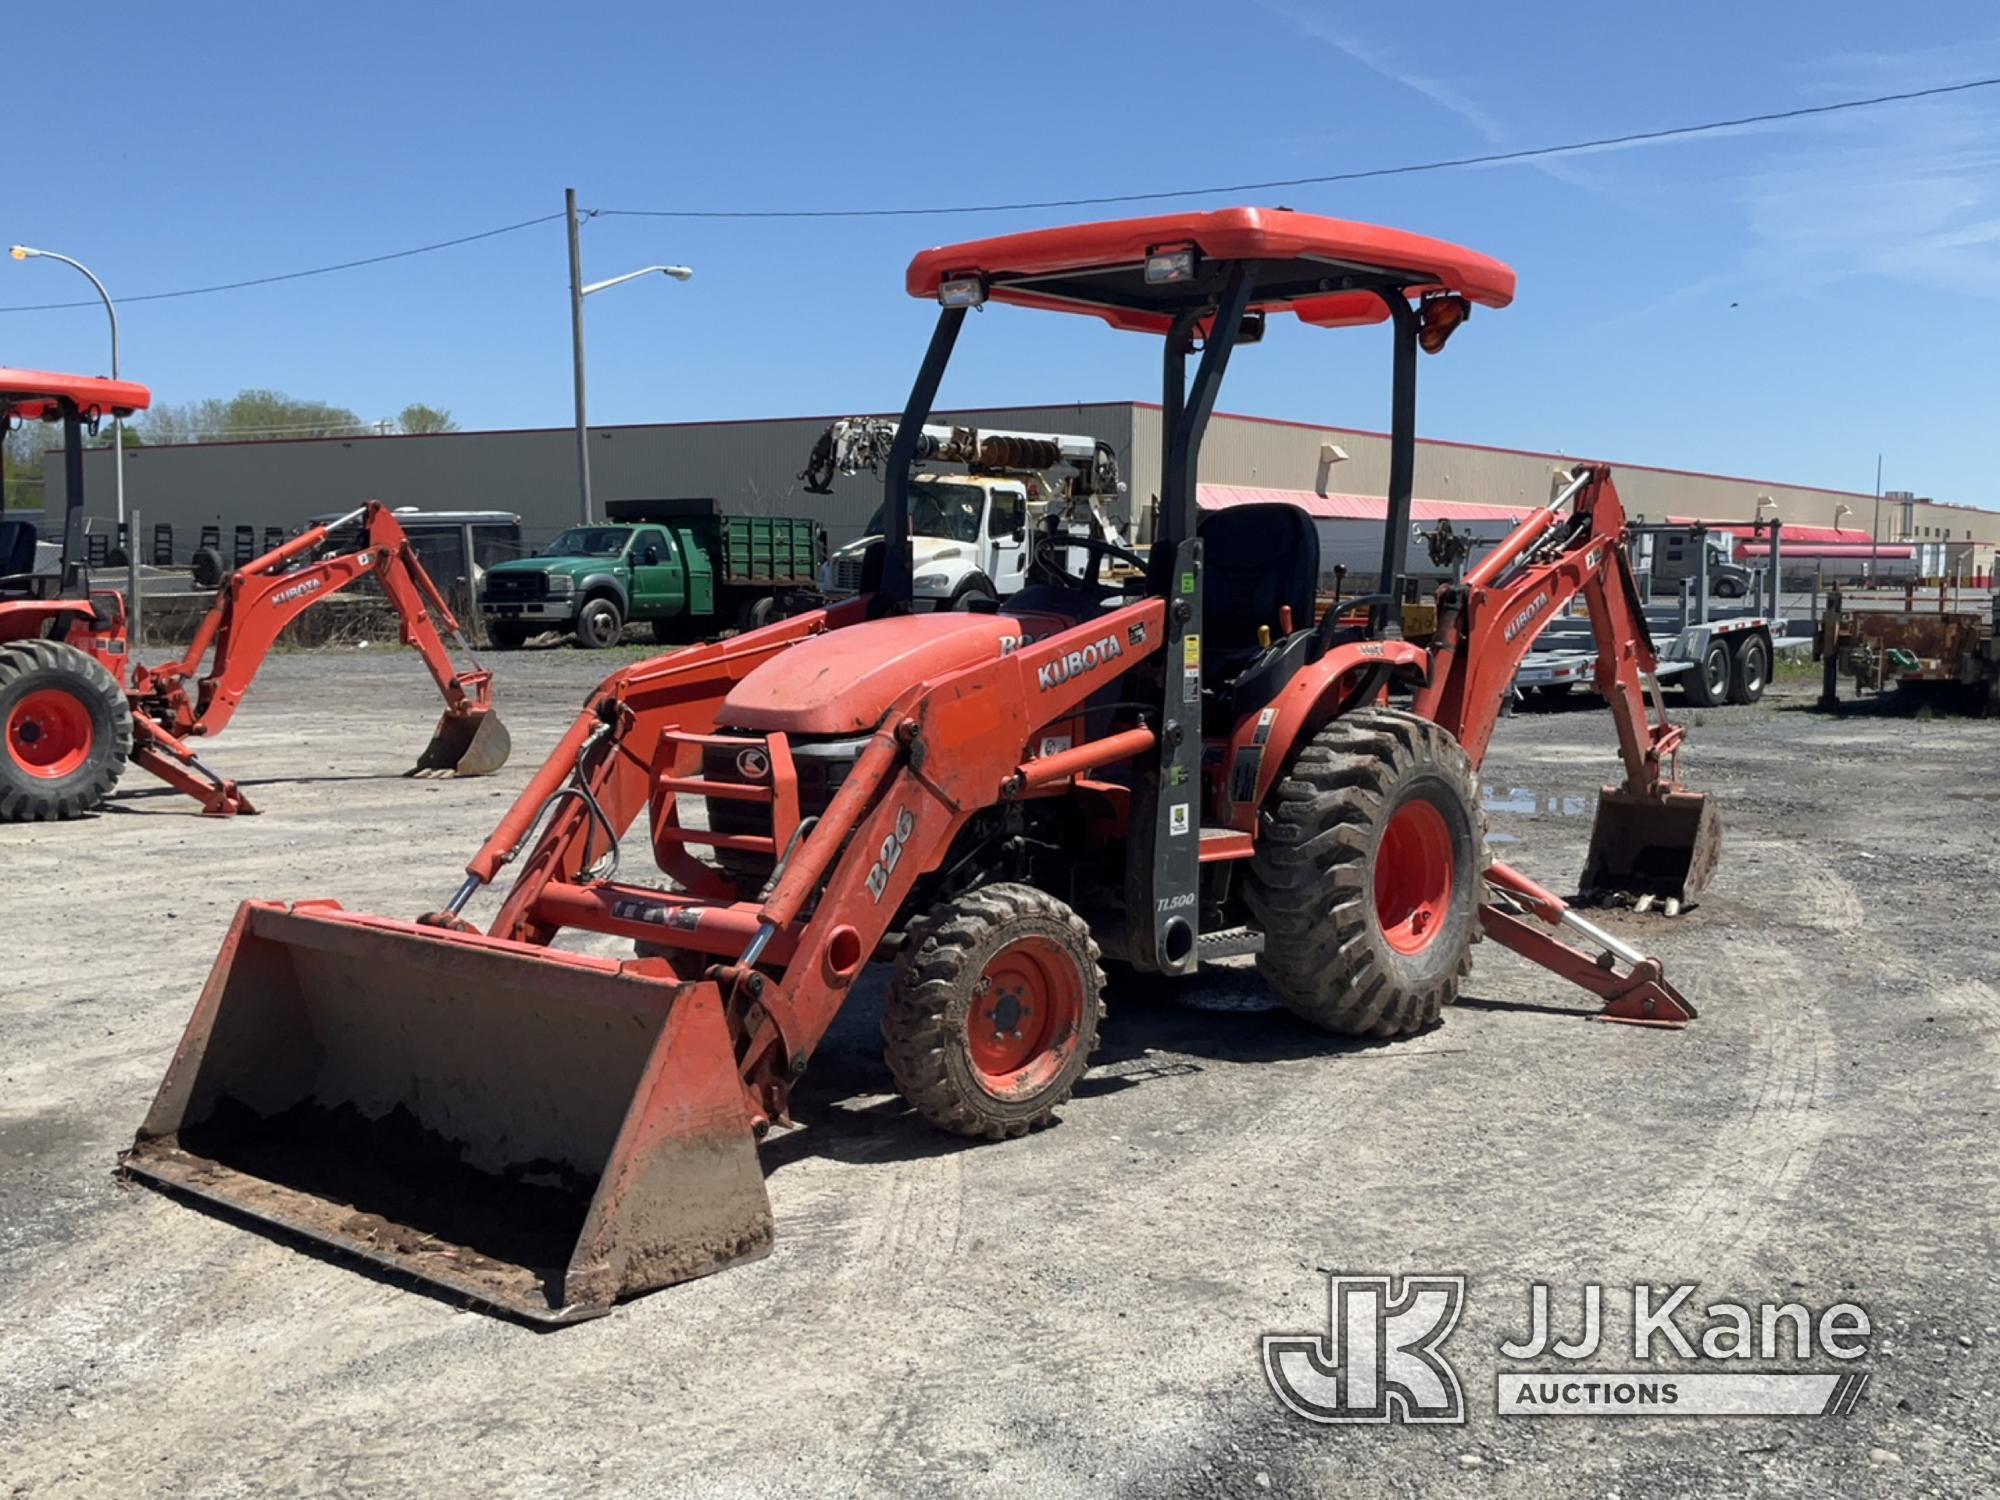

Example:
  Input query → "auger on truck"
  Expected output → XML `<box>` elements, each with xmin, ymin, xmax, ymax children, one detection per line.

<box><xmin>0</xmin><ymin>368</ymin><xmax>509</xmax><ymax>820</ymax></box>
<box><xmin>805</xmin><ymin>416</ymin><xmax>1129</xmax><ymax>609</ymax></box>
<box><xmin>124</xmin><ymin>209</ymin><xmax>1720</xmax><ymax>1322</ymax></box>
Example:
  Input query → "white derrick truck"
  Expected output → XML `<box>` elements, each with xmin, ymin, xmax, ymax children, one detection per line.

<box><xmin>802</xmin><ymin>418</ymin><xmax>1128</xmax><ymax>610</ymax></box>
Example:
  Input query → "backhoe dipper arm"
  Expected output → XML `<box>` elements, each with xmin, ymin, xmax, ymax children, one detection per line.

<box><xmin>133</xmin><ymin>502</ymin><xmax>491</xmax><ymax>739</ymax></box>
<box><xmin>1410</xmin><ymin>464</ymin><xmax>1683</xmax><ymax>791</ymax></box>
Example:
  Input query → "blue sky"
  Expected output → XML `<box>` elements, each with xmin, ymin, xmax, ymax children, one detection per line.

<box><xmin>5</xmin><ymin>2</ymin><xmax>1997</xmax><ymax>504</ymax></box>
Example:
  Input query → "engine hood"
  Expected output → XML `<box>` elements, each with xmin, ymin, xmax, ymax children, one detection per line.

<box><xmin>722</xmin><ymin>613</ymin><xmax>1031</xmax><ymax>734</ymax></box>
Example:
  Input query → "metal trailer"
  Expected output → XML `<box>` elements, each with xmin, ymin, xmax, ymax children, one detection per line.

<box><xmin>1515</xmin><ymin>519</ymin><xmax>1805</xmax><ymax>707</ymax></box>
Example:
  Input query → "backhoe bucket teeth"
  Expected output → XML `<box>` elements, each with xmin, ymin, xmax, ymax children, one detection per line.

<box><xmin>412</xmin><ymin>708</ymin><xmax>512</xmax><ymax>778</ymax></box>
<box><xmin>1579</xmin><ymin>787</ymin><xmax>1722</xmax><ymax>908</ymax></box>
<box><xmin>122</xmin><ymin>902</ymin><xmax>773</xmax><ymax>1323</ymax></box>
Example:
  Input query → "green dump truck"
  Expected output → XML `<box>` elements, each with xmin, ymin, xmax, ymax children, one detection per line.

<box><xmin>479</xmin><ymin>498</ymin><xmax>825</xmax><ymax>648</ymax></box>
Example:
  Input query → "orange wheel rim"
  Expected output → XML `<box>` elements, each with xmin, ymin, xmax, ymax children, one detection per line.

<box><xmin>1374</xmin><ymin>798</ymin><xmax>1455</xmax><ymax>955</ymax></box>
<box><xmin>7</xmin><ymin>687</ymin><xmax>93</xmax><ymax>780</ymax></box>
<box><xmin>965</xmin><ymin>935</ymin><xmax>1083</xmax><ymax>1098</ymax></box>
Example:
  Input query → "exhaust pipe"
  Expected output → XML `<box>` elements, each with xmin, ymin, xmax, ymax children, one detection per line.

<box><xmin>122</xmin><ymin>902</ymin><xmax>771</xmax><ymax>1323</ymax></box>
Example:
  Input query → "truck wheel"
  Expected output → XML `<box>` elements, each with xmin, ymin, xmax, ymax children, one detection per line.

<box><xmin>1244</xmin><ymin>708</ymin><xmax>1483</xmax><ymax>1038</ymax></box>
<box><xmin>0</xmin><ymin>640</ymin><xmax>134</xmax><ymax>822</ymax></box>
<box><xmin>1728</xmin><ymin>632</ymin><xmax>1769</xmax><ymax>705</ymax></box>
<box><xmin>485</xmin><ymin>621</ymin><xmax>531</xmax><ymax>649</ymax></box>
<box><xmin>1681</xmin><ymin>636</ymin><xmax>1731</xmax><ymax>707</ymax></box>
<box><xmin>948</xmin><ymin>580</ymin><xmax>997</xmax><ymax>612</ymax></box>
<box><xmin>883</xmin><ymin>883</ymin><xmax>1104</xmax><ymax>1140</ymax></box>
<box><xmin>574</xmin><ymin>597</ymin><xmax>623</xmax><ymax>649</ymax></box>
<box><xmin>734</xmin><ymin>595</ymin><xmax>776</xmax><ymax>632</ymax></box>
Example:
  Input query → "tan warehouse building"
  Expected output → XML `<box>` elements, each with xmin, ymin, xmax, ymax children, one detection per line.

<box><xmin>40</xmin><ymin>401</ymin><xmax>2000</xmax><ymax>578</ymax></box>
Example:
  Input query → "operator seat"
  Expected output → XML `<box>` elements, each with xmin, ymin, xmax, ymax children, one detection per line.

<box><xmin>1196</xmin><ymin>502</ymin><xmax>1320</xmax><ymax>727</ymax></box>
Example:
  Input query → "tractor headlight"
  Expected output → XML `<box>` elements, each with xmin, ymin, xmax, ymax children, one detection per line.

<box><xmin>1144</xmin><ymin>245</ymin><xmax>1199</xmax><ymax>284</ymax></box>
<box><xmin>546</xmin><ymin>574</ymin><xmax>576</xmax><ymax>595</ymax></box>
<box><xmin>937</xmin><ymin>273</ymin><xmax>988</xmax><ymax>308</ymax></box>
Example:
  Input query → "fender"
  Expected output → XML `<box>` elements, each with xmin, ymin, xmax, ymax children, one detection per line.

<box><xmin>575</xmin><ymin>573</ymin><xmax>630</xmax><ymax>616</ymax></box>
<box><xmin>1216</xmin><ymin>638</ymin><xmax>1430</xmax><ymax>832</ymax></box>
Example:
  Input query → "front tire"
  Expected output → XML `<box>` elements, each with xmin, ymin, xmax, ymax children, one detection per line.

<box><xmin>573</xmin><ymin>596</ymin><xmax>624</xmax><ymax>649</ymax></box>
<box><xmin>1244</xmin><ymin>708</ymin><xmax>1484</xmax><ymax>1038</ymax></box>
<box><xmin>0</xmin><ymin>640</ymin><xmax>134</xmax><ymax>822</ymax></box>
<box><xmin>883</xmin><ymin>884</ymin><xmax>1104</xmax><ymax>1139</ymax></box>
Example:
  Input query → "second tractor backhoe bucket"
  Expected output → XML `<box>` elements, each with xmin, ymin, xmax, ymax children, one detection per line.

<box><xmin>411</xmin><ymin>707</ymin><xmax>512</xmax><ymax>778</ymax></box>
<box><xmin>121</xmin><ymin>902</ymin><xmax>772</xmax><ymax>1323</ymax></box>
<box><xmin>1580</xmin><ymin>787</ymin><xmax>1723</xmax><ymax>909</ymax></box>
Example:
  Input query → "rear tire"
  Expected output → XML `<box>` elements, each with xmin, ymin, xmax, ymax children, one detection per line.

<box><xmin>883</xmin><ymin>884</ymin><xmax>1104</xmax><ymax>1139</ymax></box>
<box><xmin>1244</xmin><ymin>708</ymin><xmax>1483</xmax><ymax>1038</ymax></box>
<box><xmin>0</xmin><ymin>639</ymin><xmax>134</xmax><ymax>822</ymax></box>
<box><xmin>734</xmin><ymin>594</ymin><xmax>776</xmax><ymax>633</ymax></box>
<box><xmin>574</xmin><ymin>596</ymin><xmax>623</xmax><ymax>649</ymax></box>
<box><xmin>1680</xmin><ymin>636</ymin><xmax>1731</xmax><ymax>707</ymax></box>
<box><xmin>1728</xmin><ymin>632</ymin><xmax>1769</xmax><ymax>705</ymax></box>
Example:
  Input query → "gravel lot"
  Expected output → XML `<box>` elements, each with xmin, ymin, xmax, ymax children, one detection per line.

<box><xmin>3</xmin><ymin>647</ymin><xmax>1996</xmax><ymax>1497</ymax></box>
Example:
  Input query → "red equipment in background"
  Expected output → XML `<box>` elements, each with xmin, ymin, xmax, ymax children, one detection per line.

<box><xmin>1</xmin><ymin>368</ymin><xmax>508</xmax><ymax>820</ymax></box>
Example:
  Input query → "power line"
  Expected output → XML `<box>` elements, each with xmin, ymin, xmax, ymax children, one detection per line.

<box><xmin>2</xmin><ymin>75</ymin><xmax>1994</xmax><ymax>315</ymax></box>
<box><xmin>599</xmin><ymin>75</ymin><xmax>2000</xmax><ymax>219</ymax></box>
<box><xmin>0</xmin><ymin>212</ymin><xmax>564</xmax><ymax>314</ymax></box>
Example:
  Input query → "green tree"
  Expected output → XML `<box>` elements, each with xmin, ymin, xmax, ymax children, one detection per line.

<box><xmin>2</xmin><ymin>421</ymin><xmax>57</xmax><ymax>510</ymax></box>
<box><xmin>141</xmin><ymin>389</ymin><xmax>368</xmax><ymax>444</ymax></box>
<box><xmin>397</xmin><ymin>403</ymin><xmax>459</xmax><ymax>435</ymax></box>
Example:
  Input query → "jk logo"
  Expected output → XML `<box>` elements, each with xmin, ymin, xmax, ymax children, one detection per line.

<box><xmin>1262</xmin><ymin>1274</ymin><xmax>1467</xmax><ymax>1424</ymax></box>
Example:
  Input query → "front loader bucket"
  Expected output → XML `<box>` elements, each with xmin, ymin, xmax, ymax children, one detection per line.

<box><xmin>1579</xmin><ymin>786</ymin><xmax>1723</xmax><ymax>909</ymax></box>
<box><xmin>122</xmin><ymin>902</ymin><xmax>772</xmax><ymax>1323</ymax></box>
<box><xmin>411</xmin><ymin>707</ymin><xmax>512</xmax><ymax>778</ymax></box>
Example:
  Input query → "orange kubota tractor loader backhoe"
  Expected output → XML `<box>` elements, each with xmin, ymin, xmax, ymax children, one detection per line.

<box><xmin>1</xmin><ymin>365</ymin><xmax>508</xmax><ymax>821</ymax></box>
<box><xmin>124</xmin><ymin>210</ymin><xmax>1719</xmax><ymax>1322</ymax></box>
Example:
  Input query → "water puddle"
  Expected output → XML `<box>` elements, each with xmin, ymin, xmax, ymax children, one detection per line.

<box><xmin>1481</xmin><ymin>786</ymin><xmax>1593</xmax><ymax>818</ymax></box>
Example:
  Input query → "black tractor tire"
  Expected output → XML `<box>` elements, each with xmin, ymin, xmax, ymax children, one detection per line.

<box><xmin>1728</xmin><ymin>632</ymin><xmax>1770</xmax><ymax>705</ymax></box>
<box><xmin>1243</xmin><ymin>708</ymin><xmax>1484</xmax><ymax>1038</ymax></box>
<box><xmin>1680</xmin><ymin>635</ymin><xmax>1732</xmax><ymax>707</ymax></box>
<box><xmin>883</xmin><ymin>883</ymin><xmax>1104</xmax><ymax>1140</ymax></box>
<box><xmin>189</xmin><ymin>547</ymin><xmax>226</xmax><ymax>590</ymax></box>
<box><xmin>0</xmin><ymin>639</ymin><xmax>134</xmax><ymax>822</ymax></box>
<box><xmin>485</xmin><ymin>621</ymin><xmax>532</xmax><ymax>650</ymax></box>
<box><xmin>573</xmin><ymin>596</ymin><xmax>624</xmax><ymax>650</ymax></box>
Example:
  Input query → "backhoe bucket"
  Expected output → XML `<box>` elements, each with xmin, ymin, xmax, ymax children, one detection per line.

<box><xmin>1579</xmin><ymin>786</ymin><xmax>1722</xmax><ymax>908</ymax></box>
<box><xmin>411</xmin><ymin>707</ymin><xmax>512</xmax><ymax>778</ymax></box>
<box><xmin>122</xmin><ymin>902</ymin><xmax>773</xmax><ymax>1323</ymax></box>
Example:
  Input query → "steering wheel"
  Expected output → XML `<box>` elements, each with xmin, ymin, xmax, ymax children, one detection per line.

<box><xmin>1030</xmin><ymin>527</ymin><xmax>1151</xmax><ymax>590</ymax></box>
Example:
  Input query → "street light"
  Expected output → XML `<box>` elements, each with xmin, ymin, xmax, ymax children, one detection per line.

<box><xmin>9</xmin><ymin>244</ymin><xmax>126</xmax><ymax>532</ymax></box>
<box><xmin>564</xmin><ymin>188</ymin><xmax>693</xmax><ymax>524</ymax></box>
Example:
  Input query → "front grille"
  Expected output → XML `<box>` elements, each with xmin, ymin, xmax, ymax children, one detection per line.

<box><xmin>483</xmin><ymin>572</ymin><xmax>548</xmax><ymax>603</ymax></box>
<box><xmin>829</xmin><ymin>558</ymin><xmax>865</xmax><ymax>593</ymax></box>
<box><xmin>703</xmin><ymin>734</ymin><xmax>870</xmax><ymax>849</ymax></box>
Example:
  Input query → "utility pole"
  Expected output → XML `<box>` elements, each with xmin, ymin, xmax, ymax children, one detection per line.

<box><xmin>1871</xmin><ymin>452</ymin><xmax>1882</xmax><ymax>583</ymax></box>
<box><xmin>566</xmin><ymin>187</ymin><xmax>592</xmax><ymax>526</ymax></box>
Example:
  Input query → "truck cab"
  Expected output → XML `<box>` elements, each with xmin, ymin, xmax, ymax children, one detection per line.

<box><xmin>818</xmin><ymin>474</ymin><xmax>1033</xmax><ymax>610</ymax></box>
<box><xmin>481</xmin><ymin>522</ymin><xmax>691</xmax><ymax>648</ymax></box>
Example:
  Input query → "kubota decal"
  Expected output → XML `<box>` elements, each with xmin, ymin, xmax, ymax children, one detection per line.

<box><xmin>1036</xmin><ymin>632</ymin><xmax>1123</xmax><ymax>690</ymax></box>
<box><xmin>866</xmin><ymin>806</ymin><xmax>917</xmax><ymax>902</ymax></box>
<box><xmin>1503</xmin><ymin>590</ymin><xmax>1552</xmax><ymax>643</ymax></box>
<box><xmin>272</xmin><ymin>577</ymin><xmax>324</xmax><ymax>607</ymax></box>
